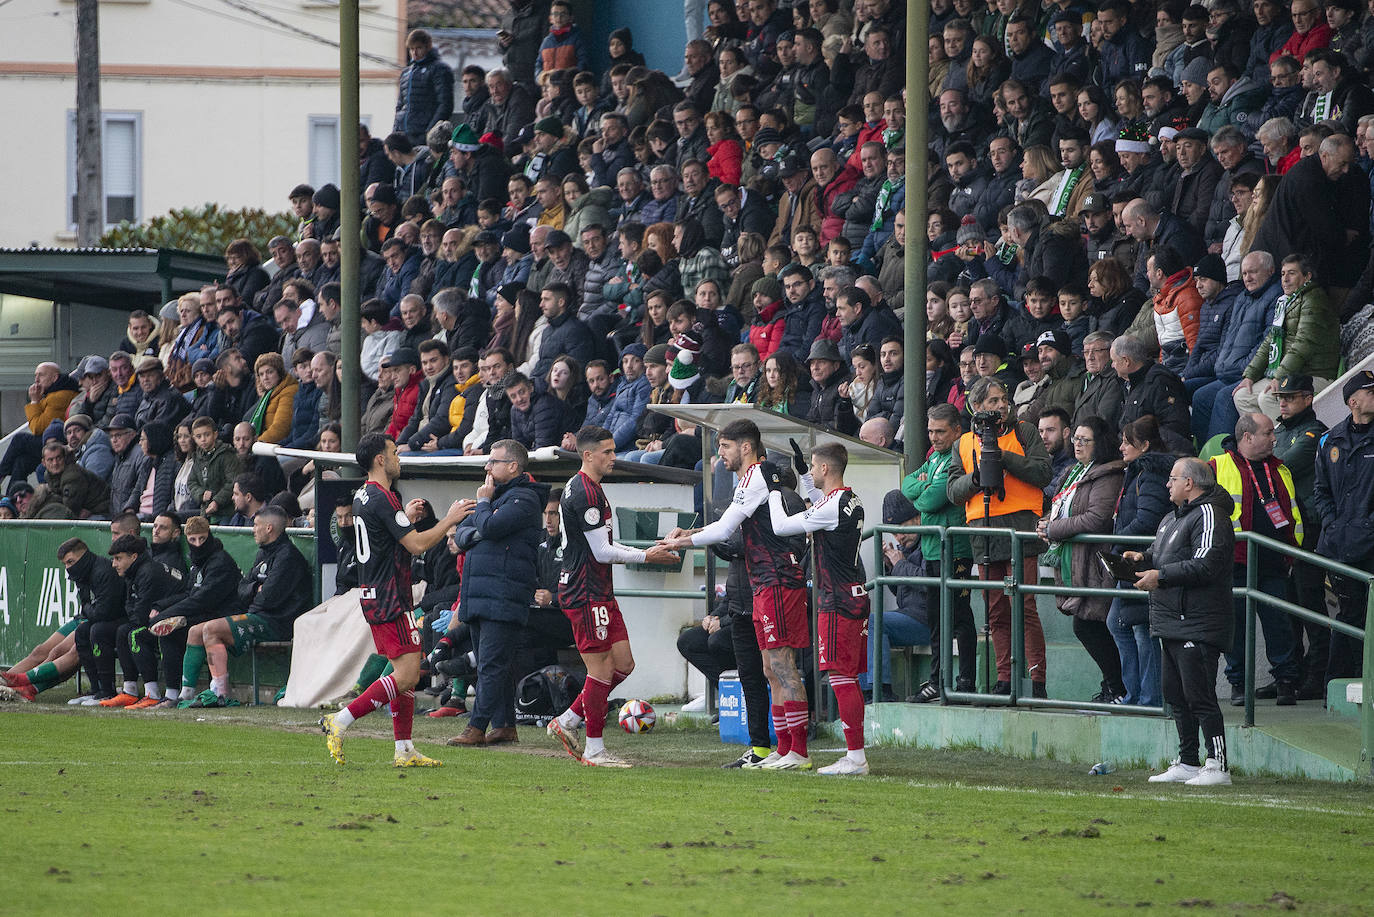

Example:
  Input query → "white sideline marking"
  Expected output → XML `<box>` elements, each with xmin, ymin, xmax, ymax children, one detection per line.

<box><xmin>898</xmin><ymin>779</ymin><xmax>1372</xmax><ymax>815</ymax></box>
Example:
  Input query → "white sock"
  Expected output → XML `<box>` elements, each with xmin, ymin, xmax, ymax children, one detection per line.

<box><xmin>395</xmin><ymin>739</ymin><xmax>414</xmax><ymax>754</ymax></box>
<box><xmin>165</xmin><ymin>687</ymin><xmax>180</xmax><ymax>701</ymax></box>
<box><xmin>123</xmin><ymin>681</ymin><xmax>138</xmax><ymax>696</ymax></box>
<box><xmin>584</xmin><ymin>736</ymin><xmax>605</xmax><ymax>757</ymax></box>
<box><xmin>335</xmin><ymin>708</ymin><xmax>355</xmax><ymax>729</ymax></box>
<box><xmin>847</xmin><ymin>748</ymin><xmax>867</xmax><ymax>765</ymax></box>
<box><xmin>144</xmin><ymin>681</ymin><xmax>161</xmax><ymax>700</ymax></box>
<box><xmin>559</xmin><ymin>709</ymin><xmax>583</xmax><ymax>730</ymax></box>
<box><xmin>210</xmin><ymin>676</ymin><xmax>227</xmax><ymax>696</ymax></box>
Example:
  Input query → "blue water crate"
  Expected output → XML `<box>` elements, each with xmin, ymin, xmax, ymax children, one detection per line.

<box><xmin>717</xmin><ymin>671</ymin><xmax>775</xmax><ymax>745</ymax></box>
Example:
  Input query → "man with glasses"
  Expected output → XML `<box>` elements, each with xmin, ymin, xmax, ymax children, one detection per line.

<box><xmin>725</xmin><ymin>343</ymin><xmax>761</xmax><ymax>403</ymax></box>
<box><xmin>716</xmin><ymin>182</ymin><xmax>772</xmax><ymax>267</ymax></box>
<box><xmin>642</xmin><ymin>164</ymin><xmax>682</xmax><ymax>225</ymax></box>
<box><xmin>1274</xmin><ymin>0</ymin><xmax>1331</xmax><ymax>64</ymax></box>
<box><xmin>446</xmin><ymin>439</ymin><xmax>548</xmax><ymax>747</ymax></box>
<box><xmin>1072</xmin><ymin>331</ymin><xmax>1126</xmax><ymax>437</ymax></box>
<box><xmin>670</xmin><ymin>101</ymin><xmax>709</xmax><ymax>169</ymax></box>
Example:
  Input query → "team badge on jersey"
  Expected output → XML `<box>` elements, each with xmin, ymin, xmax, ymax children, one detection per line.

<box><xmin>394</xmin><ymin>510</ymin><xmax>409</xmax><ymax>527</ymax></box>
<box><xmin>585</xmin><ymin>507</ymin><xmax>600</xmax><ymax>525</ymax></box>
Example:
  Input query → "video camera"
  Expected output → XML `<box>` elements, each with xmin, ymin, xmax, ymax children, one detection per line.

<box><xmin>970</xmin><ymin>409</ymin><xmax>1004</xmax><ymax>497</ymax></box>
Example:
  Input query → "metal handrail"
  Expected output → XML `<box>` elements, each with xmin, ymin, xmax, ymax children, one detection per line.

<box><xmin>867</xmin><ymin>522</ymin><xmax>1374</xmax><ymax>774</ymax></box>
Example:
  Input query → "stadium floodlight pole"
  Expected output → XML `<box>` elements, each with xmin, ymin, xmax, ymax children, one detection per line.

<box><xmin>339</xmin><ymin>0</ymin><xmax>362</xmax><ymax>449</ymax></box>
<box><xmin>903</xmin><ymin>0</ymin><xmax>929</xmax><ymax>465</ymax></box>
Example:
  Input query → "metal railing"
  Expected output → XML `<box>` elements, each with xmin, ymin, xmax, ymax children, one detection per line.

<box><xmin>867</xmin><ymin>522</ymin><xmax>1374</xmax><ymax>773</ymax></box>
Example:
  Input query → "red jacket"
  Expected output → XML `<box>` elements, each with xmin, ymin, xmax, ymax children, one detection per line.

<box><xmin>846</xmin><ymin>119</ymin><xmax>886</xmax><ymax>171</ymax></box>
<box><xmin>748</xmin><ymin>299</ymin><xmax>786</xmax><ymax>362</ymax></box>
<box><xmin>387</xmin><ymin>369</ymin><xmax>424</xmax><ymax>440</ymax></box>
<box><xmin>1153</xmin><ymin>267</ymin><xmax>1203</xmax><ymax>351</ymax></box>
<box><xmin>707</xmin><ymin>138</ymin><xmax>743</xmax><ymax>186</ymax></box>
<box><xmin>1272</xmin><ymin>23</ymin><xmax>1331</xmax><ymax>63</ymax></box>
<box><xmin>818</xmin><ymin>165</ymin><xmax>861</xmax><ymax>245</ymax></box>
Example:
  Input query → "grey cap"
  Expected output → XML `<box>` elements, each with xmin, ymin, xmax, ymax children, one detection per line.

<box><xmin>806</xmin><ymin>339</ymin><xmax>843</xmax><ymax>363</ymax></box>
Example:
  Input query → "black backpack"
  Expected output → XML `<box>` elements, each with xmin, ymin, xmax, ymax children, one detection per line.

<box><xmin>514</xmin><ymin>665</ymin><xmax>584</xmax><ymax>726</ymax></box>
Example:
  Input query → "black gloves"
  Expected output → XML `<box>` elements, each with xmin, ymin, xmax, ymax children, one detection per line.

<box><xmin>787</xmin><ymin>437</ymin><xmax>807</xmax><ymax>475</ymax></box>
<box><xmin>758</xmin><ymin>460</ymin><xmax>784</xmax><ymax>492</ymax></box>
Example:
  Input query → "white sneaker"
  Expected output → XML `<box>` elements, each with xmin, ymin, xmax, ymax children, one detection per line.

<box><xmin>742</xmin><ymin>751</ymin><xmax>780</xmax><ymax>770</ymax></box>
<box><xmin>817</xmin><ymin>756</ymin><xmax>870</xmax><ymax>776</ymax></box>
<box><xmin>1184</xmin><ymin>758</ymin><xmax>1232</xmax><ymax>787</ymax></box>
<box><xmin>762</xmin><ymin>751</ymin><xmax>812</xmax><ymax>770</ymax></box>
<box><xmin>581</xmin><ymin>749</ymin><xmax>632</xmax><ymax>768</ymax></box>
<box><xmin>1148</xmin><ymin>758</ymin><xmax>1202</xmax><ymax>783</ymax></box>
<box><xmin>68</xmin><ymin>694</ymin><xmax>96</xmax><ymax>705</ymax></box>
<box><xmin>681</xmin><ymin>694</ymin><xmax>708</xmax><ymax>713</ymax></box>
<box><xmin>81</xmin><ymin>695</ymin><xmax>107</xmax><ymax>706</ymax></box>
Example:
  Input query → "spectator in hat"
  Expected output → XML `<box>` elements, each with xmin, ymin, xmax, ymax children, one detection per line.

<box><xmin>1170</xmin><ymin>127</ymin><xmax>1223</xmax><ymax>240</ymax></box>
<box><xmin>69</xmin><ymin>355</ymin><xmax>117</xmax><ymax>430</ymax></box>
<box><xmin>309</xmin><ymin>184</ymin><xmax>341</xmax><ymax>241</ymax></box>
<box><xmin>382</xmin><ymin>347</ymin><xmax>425</xmax><ymax>441</ymax></box>
<box><xmin>526</xmin><ymin>116</ymin><xmax>578</xmax><ymax>186</ymax></box>
<box><xmin>768</xmin><ymin>153</ymin><xmax>819</xmax><ymax>248</ymax></box>
<box><xmin>106</xmin><ymin>414</ymin><xmax>144</xmax><ymax>515</ymax></box>
<box><xmin>1021</xmin><ymin>329</ymin><xmax>1087</xmax><ymax>425</ymax></box>
<box><xmin>803</xmin><ymin>339</ymin><xmax>855</xmax><ymax>434</ymax></box>
<box><xmin>362</xmin><ymin>184</ymin><xmax>401</xmax><ymax>254</ymax></box>
<box><xmin>65</xmin><ymin>414</ymin><xmax>113</xmax><ymax>481</ymax></box>
<box><xmin>132</xmin><ymin>357</ymin><xmax>190</xmax><ymax>433</ymax></box>
<box><xmin>1180</xmin><ymin>254</ymin><xmax>1242</xmax><ymax>395</ymax></box>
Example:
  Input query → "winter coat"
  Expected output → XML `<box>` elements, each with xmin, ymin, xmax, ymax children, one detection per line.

<box><xmin>1120</xmin><ymin>362</ymin><xmax>1192</xmax><ymax>455</ymax></box>
<box><xmin>402</xmin><ymin>368</ymin><xmax>458</xmax><ymax>451</ymax></box>
<box><xmin>1243</xmin><ymin>280</ymin><xmax>1340</xmax><ymax>384</ymax></box>
<box><xmin>866</xmin><ymin>367</ymin><xmax>904</xmax><ymax>428</ymax></box>
<box><xmin>1213</xmin><ymin>275</ymin><xmax>1280</xmax><ymax>383</ymax></box>
<box><xmin>1144</xmin><ymin>485</ymin><xmax>1236</xmax><ymax>648</ymax></box>
<box><xmin>1152</xmin><ymin>268</ymin><xmax>1204</xmax><ymax>352</ymax></box>
<box><xmin>533</xmin><ymin>311</ymin><xmax>595</xmax><ymax>379</ymax></box>
<box><xmin>121</xmin><ymin>552</ymin><xmax>187</xmax><ymax>627</ymax></box>
<box><xmin>604</xmin><ymin>373</ymin><xmax>650</xmax><ymax>452</ymax></box>
<box><xmin>1205</xmin><ymin>155</ymin><xmax>1265</xmax><ymax>247</ymax></box>
<box><xmin>1313</xmin><ymin>415</ymin><xmax>1374</xmax><ymax>565</ymax></box>
<box><xmin>393</xmin><ymin>50</ymin><xmax>454</xmax><ymax>141</ymax></box>
<box><xmin>24</xmin><ymin>374</ymin><xmax>79</xmax><ymax>434</ymax></box>
<box><xmin>837</xmin><ymin>305</ymin><xmax>901</xmax><ymax>363</ymax></box>
<box><xmin>225</xmin><ymin>265</ymin><xmax>270</xmax><ymax>308</ymax></box>
<box><xmin>1170</xmin><ymin>156</ymin><xmax>1224</xmax><ymax>239</ymax></box>
<box><xmin>68</xmin><ymin>382</ymin><xmax>117</xmax><ymax>432</ymax></box>
<box><xmin>1072</xmin><ymin>370</ymin><xmax>1126</xmax><ymax>439</ymax></box>
<box><xmin>133</xmin><ymin>379</ymin><xmax>190</xmax><ymax>433</ymax></box>
<box><xmin>1022</xmin><ymin>357</ymin><xmax>1087</xmax><ymax>426</ymax></box>
<box><xmin>805</xmin><ymin>366</ymin><xmax>855</xmax><ymax>435</ymax></box>
<box><xmin>280</xmin><ymin>381</ymin><xmax>323</xmax><ymax>450</ymax></box>
<box><xmin>1114</xmin><ymin>450</ymin><xmax>1175</xmax><ymax>550</ymax></box>
<box><xmin>1181</xmin><ymin>282</ymin><xmax>1242</xmax><ymax>383</ymax></box>
<box><xmin>155</xmin><ymin>537</ymin><xmax>241</xmax><ymax>628</ymax></box>
<box><xmin>24</xmin><ymin>462</ymin><xmax>109</xmax><ymax>519</ymax></box>
<box><xmin>707</xmin><ymin>139</ymin><xmax>744</xmax><ymax>187</ymax></box>
<box><xmin>1252</xmin><ymin>154</ymin><xmax>1370</xmax><ymax>291</ymax></box>
<box><xmin>748</xmin><ymin>299</ymin><xmax>786</xmax><ymax>364</ymax></box>
<box><xmin>1196</xmin><ymin>78</ymin><xmax>1268</xmax><ymax>137</ymax></box>
<box><xmin>237</xmin><ymin>534</ymin><xmax>312</xmax><ymax>624</ymax></box>
<box><xmin>455</xmin><ymin>472</ymin><xmax>548</xmax><ymax>624</ymax></box>
<box><xmin>187</xmin><ymin>441</ymin><xmax>239</xmax><ymax>518</ymax></box>
<box><xmin>1045</xmin><ymin>460</ymin><xmax>1126</xmax><ymax>620</ymax></box>
<box><xmin>563</xmin><ymin>188</ymin><xmax>615</xmax><ymax>248</ymax></box>
<box><xmin>536</xmin><ymin>24</ymin><xmax>588</xmax><ymax>79</ymax></box>
<box><xmin>768</xmin><ymin>178</ymin><xmax>821</xmax><ymax>249</ymax></box>
<box><xmin>130</xmin><ymin>423</ymin><xmax>179</xmax><ymax>521</ymax></box>
<box><xmin>777</xmin><ymin>286</ymin><xmax>827</xmax><ymax>365</ymax></box>
<box><xmin>246</xmin><ymin>374</ymin><xmax>298</xmax><ymax>444</ymax></box>
<box><xmin>386</xmin><ymin>369</ymin><xmax>424</xmax><ymax>441</ymax></box>
<box><xmin>510</xmin><ymin>389</ymin><xmax>575</xmax><ymax>449</ymax></box>
<box><xmin>74</xmin><ymin>428</ymin><xmax>115</xmax><ymax>481</ymax></box>
<box><xmin>65</xmin><ymin>550</ymin><xmax>126</xmax><ymax>624</ymax></box>
<box><xmin>109</xmin><ymin>441</ymin><xmax>144</xmax><ymax>517</ymax></box>
<box><xmin>834</xmin><ymin>173</ymin><xmax>884</xmax><ymax>250</ymax></box>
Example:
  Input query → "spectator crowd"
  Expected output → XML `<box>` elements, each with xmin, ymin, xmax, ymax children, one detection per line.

<box><xmin>6</xmin><ymin>0</ymin><xmax>1374</xmax><ymax>714</ymax></box>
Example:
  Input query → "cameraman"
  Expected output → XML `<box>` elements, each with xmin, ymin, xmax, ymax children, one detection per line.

<box><xmin>946</xmin><ymin>377</ymin><xmax>1053</xmax><ymax>697</ymax></box>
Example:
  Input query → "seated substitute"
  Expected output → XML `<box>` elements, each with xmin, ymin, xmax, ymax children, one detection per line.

<box><xmin>102</xmin><ymin>535</ymin><xmax>188</xmax><ymax>708</ymax></box>
<box><xmin>61</xmin><ymin>538</ymin><xmax>128</xmax><ymax>705</ymax></box>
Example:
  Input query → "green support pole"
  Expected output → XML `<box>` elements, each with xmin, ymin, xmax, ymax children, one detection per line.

<box><xmin>339</xmin><ymin>0</ymin><xmax>361</xmax><ymax>450</ymax></box>
<box><xmin>1363</xmin><ymin>579</ymin><xmax>1374</xmax><ymax>774</ymax></box>
<box><xmin>1244</xmin><ymin>537</ymin><xmax>1257</xmax><ymax>727</ymax></box>
<box><xmin>939</xmin><ymin>530</ymin><xmax>952</xmax><ymax>699</ymax></box>
<box><xmin>1010</xmin><ymin>534</ymin><xmax>1023</xmax><ymax>704</ymax></box>
<box><xmin>872</xmin><ymin>531</ymin><xmax>886</xmax><ymax>699</ymax></box>
<box><xmin>903</xmin><ymin>0</ymin><xmax>929</xmax><ymax>466</ymax></box>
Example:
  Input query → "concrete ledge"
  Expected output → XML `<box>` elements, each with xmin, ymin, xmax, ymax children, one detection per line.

<box><xmin>829</xmin><ymin>702</ymin><xmax>1362</xmax><ymax>782</ymax></box>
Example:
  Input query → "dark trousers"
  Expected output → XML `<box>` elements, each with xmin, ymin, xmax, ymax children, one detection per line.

<box><xmin>1327</xmin><ymin>571</ymin><xmax>1370</xmax><ymax>683</ymax></box>
<box><xmin>1073</xmin><ymin>616</ymin><xmax>1125</xmax><ymax>697</ymax></box>
<box><xmin>1161</xmin><ymin>637</ymin><xmax>1227</xmax><ymax>769</ymax></box>
<box><xmin>1224</xmin><ymin>568</ymin><xmax>1299</xmax><ymax>686</ymax></box>
<box><xmin>75</xmin><ymin>619</ymin><xmax>121</xmax><ymax>696</ymax></box>
<box><xmin>1290</xmin><ymin>540</ymin><xmax>1329</xmax><ymax>684</ymax></box>
<box><xmin>0</xmin><ymin>431</ymin><xmax>41</xmax><ymax>484</ymax></box>
<box><xmin>728</xmin><ymin>611</ymin><xmax>770</xmax><ymax>749</ymax></box>
<box><xmin>115</xmin><ymin>621</ymin><xmax>160</xmax><ymax>684</ymax></box>
<box><xmin>677</xmin><ymin>616</ymin><xmax>737</xmax><ymax>699</ymax></box>
<box><xmin>923</xmin><ymin>557</ymin><xmax>977</xmax><ymax>685</ymax></box>
<box><xmin>467</xmin><ymin>617</ymin><xmax>522</xmax><ymax>731</ymax></box>
<box><xmin>515</xmin><ymin>606</ymin><xmax>575</xmax><ymax>683</ymax></box>
<box><xmin>159</xmin><ymin>629</ymin><xmax>189</xmax><ymax>691</ymax></box>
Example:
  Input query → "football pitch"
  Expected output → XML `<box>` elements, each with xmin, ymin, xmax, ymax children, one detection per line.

<box><xmin>2</xmin><ymin>703</ymin><xmax>1373</xmax><ymax>915</ymax></box>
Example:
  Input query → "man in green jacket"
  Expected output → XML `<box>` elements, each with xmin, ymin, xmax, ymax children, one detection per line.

<box><xmin>898</xmin><ymin>403</ymin><xmax>977</xmax><ymax>700</ymax></box>
<box><xmin>1235</xmin><ymin>253</ymin><xmax>1339</xmax><ymax>421</ymax></box>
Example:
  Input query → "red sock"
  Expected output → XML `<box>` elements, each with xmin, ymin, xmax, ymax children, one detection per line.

<box><xmin>784</xmin><ymin>700</ymin><xmax>810</xmax><ymax>758</ymax></box>
<box><xmin>346</xmin><ymin>674</ymin><xmax>396</xmax><ymax>721</ymax></box>
<box><xmin>831</xmin><ymin>676</ymin><xmax>865</xmax><ymax>751</ymax></box>
<box><xmin>771</xmin><ymin>704</ymin><xmax>791</xmax><ymax>756</ymax></box>
<box><xmin>568</xmin><ymin>694</ymin><xmax>585</xmax><ymax>719</ymax></box>
<box><xmin>611</xmin><ymin>670</ymin><xmax>629</xmax><ymax>689</ymax></box>
<box><xmin>582</xmin><ymin>675</ymin><xmax>611</xmax><ymax>739</ymax></box>
<box><xmin>390</xmin><ymin>689</ymin><xmax>415</xmax><ymax>741</ymax></box>
<box><xmin>8</xmin><ymin>671</ymin><xmax>30</xmax><ymax>688</ymax></box>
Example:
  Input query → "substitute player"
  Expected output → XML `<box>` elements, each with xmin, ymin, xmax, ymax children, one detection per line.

<box><xmin>547</xmin><ymin>426</ymin><xmax>678</xmax><ymax>767</ymax></box>
<box><xmin>660</xmin><ymin>419</ymin><xmax>813</xmax><ymax>770</ymax></box>
<box><xmin>767</xmin><ymin>443</ymin><xmax>870</xmax><ymax>776</ymax></box>
<box><xmin>321</xmin><ymin>433</ymin><xmax>474</xmax><ymax>767</ymax></box>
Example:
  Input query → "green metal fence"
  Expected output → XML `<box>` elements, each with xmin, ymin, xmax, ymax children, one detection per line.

<box><xmin>868</xmin><ymin>522</ymin><xmax>1374</xmax><ymax>774</ymax></box>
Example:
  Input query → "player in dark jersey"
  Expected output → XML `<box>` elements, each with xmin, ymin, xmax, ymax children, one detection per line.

<box><xmin>546</xmin><ymin>426</ymin><xmax>678</xmax><ymax>767</ymax></box>
<box><xmin>320</xmin><ymin>433</ymin><xmax>474</xmax><ymax>767</ymax></box>
<box><xmin>768</xmin><ymin>442</ymin><xmax>871</xmax><ymax>776</ymax></box>
<box><xmin>661</xmin><ymin>419</ymin><xmax>814</xmax><ymax>770</ymax></box>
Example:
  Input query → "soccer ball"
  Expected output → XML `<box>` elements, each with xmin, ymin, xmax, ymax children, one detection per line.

<box><xmin>618</xmin><ymin>699</ymin><xmax>656</xmax><ymax>734</ymax></box>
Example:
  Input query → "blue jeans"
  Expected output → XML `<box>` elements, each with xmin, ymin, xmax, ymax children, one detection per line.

<box><xmin>1224</xmin><ymin>567</ymin><xmax>1300</xmax><ymax>686</ymax></box>
<box><xmin>860</xmin><ymin>610</ymin><xmax>932</xmax><ymax>690</ymax></box>
<box><xmin>618</xmin><ymin>449</ymin><xmax>665</xmax><ymax>464</ymax></box>
<box><xmin>1107</xmin><ymin>596</ymin><xmax>1160</xmax><ymax>705</ymax></box>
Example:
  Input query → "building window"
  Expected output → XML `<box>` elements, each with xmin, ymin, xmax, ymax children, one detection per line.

<box><xmin>67</xmin><ymin>111</ymin><xmax>141</xmax><ymax>228</ymax></box>
<box><xmin>308</xmin><ymin>115</ymin><xmax>341</xmax><ymax>189</ymax></box>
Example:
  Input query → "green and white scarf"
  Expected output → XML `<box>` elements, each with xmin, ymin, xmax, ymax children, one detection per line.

<box><xmin>1049</xmin><ymin>164</ymin><xmax>1086</xmax><ymax>217</ymax></box>
<box><xmin>871</xmin><ymin>176</ymin><xmax>905</xmax><ymax>232</ymax></box>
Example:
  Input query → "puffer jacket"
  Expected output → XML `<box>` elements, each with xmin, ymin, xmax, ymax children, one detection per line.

<box><xmin>1214</xmin><ymin>274</ymin><xmax>1280</xmax><ymax>383</ymax></box>
<box><xmin>246</xmin><ymin>374</ymin><xmax>298</xmax><ymax>444</ymax></box>
<box><xmin>1144</xmin><ymin>484</ymin><xmax>1236</xmax><ymax>648</ymax></box>
<box><xmin>24</xmin><ymin>373</ymin><xmax>80</xmax><ymax>434</ymax></box>
<box><xmin>1242</xmin><ymin>280</ymin><xmax>1340</xmax><ymax>384</ymax></box>
<box><xmin>1114</xmin><ymin>451</ymin><xmax>1175</xmax><ymax>547</ymax></box>
<box><xmin>393</xmin><ymin>49</ymin><xmax>454</xmax><ymax>140</ymax></box>
<box><xmin>563</xmin><ymin>188</ymin><xmax>615</xmax><ymax>247</ymax></box>
<box><xmin>1044</xmin><ymin>460</ymin><xmax>1127</xmax><ymax>621</ymax></box>
<box><xmin>129</xmin><ymin>421</ymin><xmax>178</xmax><ymax>520</ymax></box>
<box><xmin>154</xmin><ymin>536</ymin><xmax>242</xmax><ymax>628</ymax></box>
<box><xmin>1181</xmin><ymin>282</ymin><xmax>1242</xmax><ymax>383</ymax></box>
<box><xmin>280</xmin><ymin>381</ymin><xmax>323</xmax><ymax>450</ymax></box>
<box><xmin>455</xmin><ymin>472</ymin><xmax>549</xmax><ymax>624</ymax></box>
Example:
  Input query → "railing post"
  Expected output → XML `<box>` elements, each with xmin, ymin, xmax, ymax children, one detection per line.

<box><xmin>872</xmin><ymin>526</ymin><xmax>885</xmax><ymax>701</ymax></box>
<box><xmin>940</xmin><ymin>529</ymin><xmax>952</xmax><ymax>701</ymax></box>
<box><xmin>1010</xmin><ymin>533</ymin><xmax>1023</xmax><ymax>704</ymax></box>
<box><xmin>1363</xmin><ymin>577</ymin><xmax>1374</xmax><ymax>775</ymax></box>
<box><xmin>1245</xmin><ymin>535</ymin><xmax>1257</xmax><ymax>728</ymax></box>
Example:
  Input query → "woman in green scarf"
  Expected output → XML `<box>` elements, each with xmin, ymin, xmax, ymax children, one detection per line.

<box><xmin>244</xmin><ymin>352</ymin><xmax>298</xmax><ymax>444</ymax></box>
<box><xmin>1038</xmin><ymin>415</ymin><xmax>1127</xmax><ymax>703</ymax></box>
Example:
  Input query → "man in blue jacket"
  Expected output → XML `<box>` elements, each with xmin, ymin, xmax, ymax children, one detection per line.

<box><xmin>448</xmin><ymin>439</ymin><xmax>549</xmax><ymax>746</ymax></box>
<box><xmin>605</xmin><ymin>344</ymin><xmax>651</xmax><ymax>452</ymax></box>
<box><xmin>393</xmin><ymin>29</ymin><xmax>454</xmax><ymax>146</ymax></box>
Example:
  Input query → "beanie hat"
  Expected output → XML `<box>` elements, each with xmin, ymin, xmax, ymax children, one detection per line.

<box><xmin>1035</xmin><ymin>329</ymin><xmax>1072</xmax><ymax>357</ymax></box>
<box><xmin>751</xmin><ymin>275</ymin><xmax>783</xmax><ymax>301</ymax></box>
<box><xmin>668</xmin><ymin>327</ymin><xmax>705</xmax><ymax>392</ymax></box>
<box><xmin>1115</xmin><ymin>122</ymin><xmax>1151</xmax><ymax>154</ymax></box>
<box><xmin>312</xmin><ymin>183</ymin><xmax>341</xmax><ymax>209</ymax></box>
<box><xmin>534</xmin><ymin>116</ymin><xmax>564</xmax><ymax>137</ymax></box>
<box><xmin>1180</xmin><ymin>57</ymin><xmax>1213</xmax><ymax>86</ymax></box>
<box><xmin>1194</xmin><ymin>254</ymin><xmax>1227</xmax><ymax>283</ymax></box>
<box><xmin>955</xmin><ymin>214</ymin><xmax>982</xmax><ymax>245</ymax></box>
<box><xmin>882</xmin><ymin>489</ymin><xmax>916</xmax><ymax>525</ymax></box>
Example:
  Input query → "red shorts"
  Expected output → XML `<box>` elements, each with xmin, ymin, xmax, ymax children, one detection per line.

<box><xmin>818</xmin><ymin>611</ymin><xmax>868</xmax><ymax>676</ymax></box>
<box><xmin>752</xmin><ymin>585</ymin><xmax>809</xmax><ymax>650</ymax></box>
<box><xmin>369</xmin><ymin>613</ymin><xmax>422</xmax><ymax>659</ymax></box>
<box><xmin>564</xmin><ymin>598</ymin><xmax>629</xmax><ymax>655</ymax></box>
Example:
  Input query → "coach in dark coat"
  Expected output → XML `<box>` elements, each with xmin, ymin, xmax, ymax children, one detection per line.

<box><xmin>451</xmin><ymin>442</ymin><xmax>549</xmax><ymax>745</ymax></box>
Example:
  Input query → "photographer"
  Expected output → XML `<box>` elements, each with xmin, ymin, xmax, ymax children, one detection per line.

<box><xmin>946</xmin><ymin>377</ymin><xmax>1053</xmax><ymax>697</ymax></box>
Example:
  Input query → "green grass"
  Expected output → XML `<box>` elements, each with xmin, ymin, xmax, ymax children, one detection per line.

<box><xmin>3</xmin><ymin>702</ymin><xmax>1374</xmax><ymax>914</ymax></box>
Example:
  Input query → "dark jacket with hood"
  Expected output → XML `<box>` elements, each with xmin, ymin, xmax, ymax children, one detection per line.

<box><xmin>455</xmin><ymin>472</ymin><xmax>549</xmax><ymax>625</ymax></box>
<box><xmin>155</xmin><ymin>535</ymin><xmax>242</xmax><ymax>628</ymax></box>
<box><xmin>1143</xmin><ymin>485</ymin><xmax>1236</xmax><ymax>648</ymax></box>
<box><xmin>129</xmin><ymin>421</ymin><xmax>178</xmax><ymax>520</ymax></box>
<box><xmin>236</xmin><ymin>533</ymin><xmax>312</xmax><ymax>623</ymax></box>
<box><xmin>393</xmin><ymin>49</ymin><xmax>454</xmax><ymax>140</ymax></box>
<box><xmin>806</xmin><ymin>364</ymin><xmax>856</xmax><ymax>435</ymax></box>
<box><xmin>66</xmin><ymin>550</ymin><xmax>126</xmax><ymax>624</ymax></box>
<box><xmin>122</xmin><ymin>549</ymin><xmax>188</xmax><ymax>627</ymax></box>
